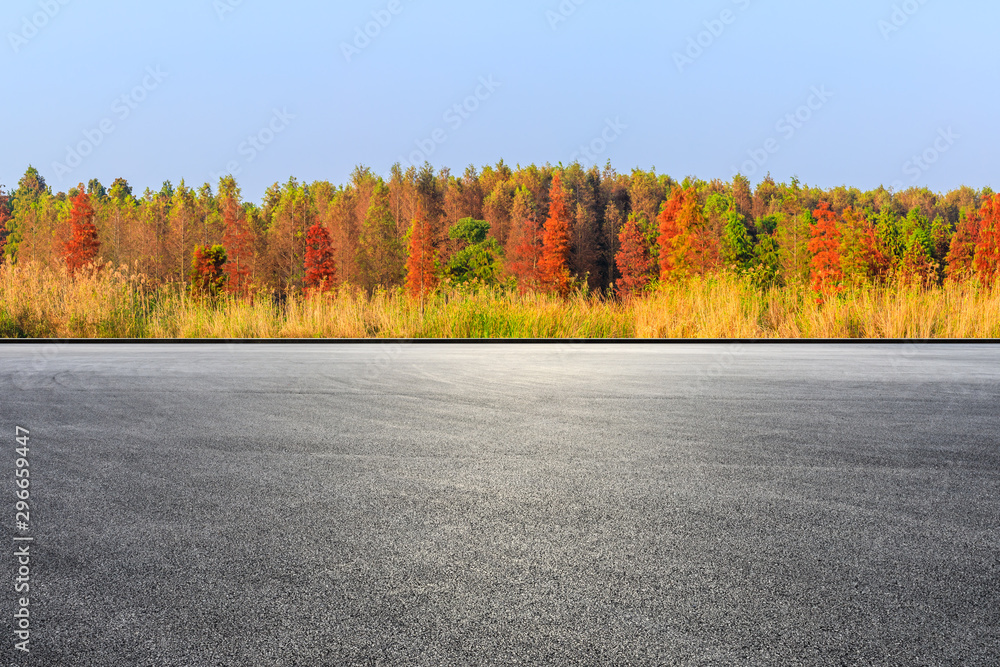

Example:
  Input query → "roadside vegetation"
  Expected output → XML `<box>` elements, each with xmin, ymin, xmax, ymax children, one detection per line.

<box><xmin>3</xmin><ymin>261</ymin><xmax>998</xmax><ymax>338</ymax></box>
<box><xmin>2</xmin><ymin>163</ymin><xmax>999</xmax><ymax>338</ymax></box>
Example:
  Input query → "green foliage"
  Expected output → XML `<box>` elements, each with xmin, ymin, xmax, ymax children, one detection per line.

<box><xmin>15</xmin><ymin>166</ymin><xmax>47</xmax><ymax>202</ymax></box>
<box><xmin>109</xmin><ymin>178</ymin><xmax>134</xmax><ymax>204</ymax></box>
<box><xmin>87</xmin><ymin>179</ymin><xmax>106</xmax><ymax>199</ymax></box>
<box><xmin>449</xmin><ymin>217</ymin><xmax>490</xmax><ymax>245</ymax></box>
<box><xmin>358</xmin><ymin>181</ymin><xmax>405</xmax><ymax>291</ymax></box>
<box><xmin>722</xmin><ymin>209</ymin><xmax>755</xmax><ymax>273</ymax></box>
<box><xmin>445</xmin><ymin>218</ymin><xmax>503</xmax><ymax>287</ymax></box>
<box><xmin>873</xmin><ymin>209</ymin><xmax>904</xmax><ymax>263</ymax></box>
<box><xmin>756</xmin><ymin>214</ymin><xmax>778</xmax><ymax>236</ymax></box>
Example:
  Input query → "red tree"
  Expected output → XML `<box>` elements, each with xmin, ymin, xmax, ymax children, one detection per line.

<box><xmin>220</xmin><ymin>184</ymin><xmax>253</xmax><ymax>295</ymax></box>
<box><xmin>63</xmin><ymin>187</ymin><xmax>101</xmax><ymax>276</ymax></box>
<box><xmin>945</xmin><ymin>207</ymin><xmax>980</xmax><ymax>282</ymax></box>
<box><xmin>504</xmin><ymin>189</ymin><xmax>542</xmax><ymax>291</ymax></box>
<box><xmin>615</xmin><ymin>213</ymin><xmax>654</xmax><ymax>296</ymax></box>
<box><xmin>657</xmin><ymin>189</ymin><xmax>683</xmax><ymax>280</ymax></box>
<box><xmin>505</xmin><ymin>215</ymin><xmax>542</xmax><ymax>290</ymax></box>
<box><xmin>405</xmin><ymin>206</ymin><xmax>437</xmax><ymax>300</ymax></box>
<box><xmin>189</xmin><ymin>244</ymin><xmax>227</xmax><ymax>297</ymax></box>
<box><xmin>538</xmin><ymin>172</ymin><xmax>572</xmax><ymax>296</ymax></box>
<box><xmin>303</xmin><ymin>222</ymin><xmax>337</xmax><ymax>294</ymax></box>
<box><xmin>973</xmin><ymin>193</ymin><xmax>1000</xmax><ymax>283</ymax></box>
<box><xmin>808</xmin><ymin>201</ymin><xmax>843</xmax><ymax>299</ymax></box>
<box><xmin>840</xmin><ymin>206</ymin><xmax>889</xmax><ymax>285</ymax></box>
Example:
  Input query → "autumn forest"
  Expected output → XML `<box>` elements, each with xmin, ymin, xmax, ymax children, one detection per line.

<box><xmin>2</xmin><ymin>162</ymin><xmax>999</xmax><ymax>338</ymax></box>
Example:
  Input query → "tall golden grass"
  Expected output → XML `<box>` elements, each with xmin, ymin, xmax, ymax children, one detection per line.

<box><xmin>1</xmin><ymin>262</ymin><xmax>998</xmax><ymax>338</ymax></box>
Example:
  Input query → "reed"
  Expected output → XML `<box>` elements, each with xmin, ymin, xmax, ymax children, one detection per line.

<box><xmin>2</xmin><ymin>262</ymin><xmax>998</xmax><ymax>339</ymax></box>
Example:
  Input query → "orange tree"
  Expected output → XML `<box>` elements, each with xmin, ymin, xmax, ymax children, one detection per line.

<box><xmin>657</xmin><ymin>187</ymin><xmax>705</xmax><ymax>280</ymax></box>
<box><xmin>538</xmin><ymin>172</ymin><xmax>572</xmax><ymax>296</ymax></box>
<box><xmin>808</xmin><ymin>201</ymin><xmax>842</xmax><ymax>299</ymax></box>
<box><xmin>615</xmin><ymin>212</ymin><xmax>654</xmax><ymax>296</ymax></box>
<box><xmin>973</xmin><ymin>193</ymin><xmax>1000</xmax><ymax>283</ymax></box>
<box><xmin>405</xmin><ymin>205</ymin><xmax>437</xmax><ymax>300</ymax></box>
<box><xmin>303</xmin><ymin>222</ymin><xmax>337</xmax><ymax>294</ymax></box>
<box><xmin>62</xmin><ymin>186</ymin><xmax>101</xmax><ymax>276</ymax></box>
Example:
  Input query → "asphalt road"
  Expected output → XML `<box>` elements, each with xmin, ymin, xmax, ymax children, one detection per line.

<box><xmin>1</xmin><ymin>343</ymin><xmax>998</xmax><ymax>666</ymax></box>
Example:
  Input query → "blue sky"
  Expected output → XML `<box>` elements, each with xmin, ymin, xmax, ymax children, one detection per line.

<box><xmin>2</xmin><ymin>0</ymin><xmax>995</xmax><ymax>202</ymax></box>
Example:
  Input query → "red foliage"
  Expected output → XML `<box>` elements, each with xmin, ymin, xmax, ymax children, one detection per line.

<box><xmin>945</xmin><ymin>207</ymin><xmax>980</xmax><ymax>282</ymax></box>
<box><xmin>505</xmin><ymin>214</ymin><xmax>542</xmax><ymax>291</ymax></box>
<box><xmin>973</xmin><ymin>193</ymin><xmax>1000</xmax><ymax>283</ymax></box>
<box><xmin>62</xmin><ymin>187</ymin><xmax>100</xmax><ymax>276</ymax></box>
<box><xmin>303</xmin><ymin>222</ymin><xmax>337</xmax><ymax>294</ymax></box>
<box><xmin>538</xmin><ymin>172</ymin><xmax>572</xmax><ymax>296</ymax></box>
<box><xmin>615</xmin><ymin>213</ymin><xmax>654</xmax><ymax>296</ymax></box>
<box><xmin>405</xmin><ymin>206</ymin><xmax>437</xmax><ymax>299</ymax></box>
<box><xmin>656</xmin><ymin>190</ymin><xmax>683</xmax><ymax>280</ymax></box>
<box><xmin>841</xmin><ymin>206</ymin><xmax>889</xmax><ymax>284</ymax></box>
<box><xmin>189</xmin><ymin>245</ymin><xmax>228</xmax><ymax>297</ymax></box>
<box><xmin>808</xmin><ymin>201</ymin><xmax>843</xmax><ymax>298</ymax></box>
<box><xmin>221</xmin><ymin>196</ymin><xmax>253</xmax><ymax>295</ymax></box>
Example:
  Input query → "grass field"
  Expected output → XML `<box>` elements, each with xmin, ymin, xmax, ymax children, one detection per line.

<box><xmin>2</xmin><ymin>262</ymin><xmax>999</xmax><ymax>338</ymax></box>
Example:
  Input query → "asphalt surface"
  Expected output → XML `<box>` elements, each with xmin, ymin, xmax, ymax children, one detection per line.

<box><xmin>1</xmin><ymin>343</ymin><xmax>998</xmax><ymax>666</ymax></box>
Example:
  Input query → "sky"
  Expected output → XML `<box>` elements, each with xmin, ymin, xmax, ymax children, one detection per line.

<box><xmin>2</xmin><ymin>0</ymin><xmax>996</xmax><ymax>203</ymax></box>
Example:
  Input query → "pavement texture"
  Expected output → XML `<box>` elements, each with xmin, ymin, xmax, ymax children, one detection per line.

<box><xmin>0</xmin><ymin>342</ymin><xmax>998</xmax><ymax>666</ymax></box>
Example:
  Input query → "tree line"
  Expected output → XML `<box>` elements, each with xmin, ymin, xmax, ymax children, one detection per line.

<box><xmin>1</xmin><ymin>162</ymin><xmax>998</xmax><ymax>299</ymax></box>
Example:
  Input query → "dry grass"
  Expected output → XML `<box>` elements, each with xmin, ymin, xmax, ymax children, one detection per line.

<box><xmin>2</xmin><ymin>262</ymin><xmax>998</xmax><ymax>338</ymax></box>
<box><xmin>635</xmin><ymin>275</ymin><xmax>1000</xmax><ymax>338</ymax></box>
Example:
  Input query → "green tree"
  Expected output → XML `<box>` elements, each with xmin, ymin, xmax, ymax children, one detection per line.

<box><xmin>444</xmin><ymin>217</ymin><xmax>503</xmax><ymax>287</ymax></box>
<box><xmin>357</xmin><ymin>181</ymin><xmax>405</xmax><ymax>291</ymax></box>
<box><xmin>5</xmin><ymin>166</ymin><xmax>49</xmax><ymax>263</ymax></box>
<box><xmin>708</xmin><ymin>193</ymin><xmax>754</xmax><ymax>274</ymax></box>
<box><xmin>752</xmin><ymin>215</ymin><xmax>782</xmax><ymax>287</ymax></box>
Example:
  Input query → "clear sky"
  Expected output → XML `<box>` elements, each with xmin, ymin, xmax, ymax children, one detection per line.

<box><xmin>2</xmin><ymin>0</ymin><xmax>995</xmax><ymax>202</ymax></box>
